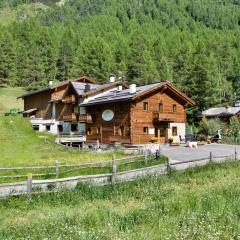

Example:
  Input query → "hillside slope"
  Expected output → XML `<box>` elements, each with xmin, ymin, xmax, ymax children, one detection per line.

<box><xmin>0</xmin><ymin>0</ymin><xmax>240</xmax><ymax>120</ymax></box>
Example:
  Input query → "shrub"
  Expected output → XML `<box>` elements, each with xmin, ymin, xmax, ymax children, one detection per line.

<box><xmin>229</xmin><ymin>116</ymin><xmax>240</xmax><ymax>143</ymax></box>
<box><xmin>199</xmin><ymin>117</ymin><xmax>221</xmax><ymax>136</ymax></box>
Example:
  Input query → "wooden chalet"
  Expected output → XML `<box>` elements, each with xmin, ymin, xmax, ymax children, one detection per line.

<box><xmin>80</xmin><ymin>81</ymin><xmax>195</xmax><ymax>144</ymax></box>
<box><xmin>19</xmin><ymin>76</ymin><xmax>195</xmax><ymax>145</ymax></box>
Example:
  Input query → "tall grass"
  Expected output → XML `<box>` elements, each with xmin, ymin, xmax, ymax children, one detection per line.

<box><xmin>0</xmin><ymin>162</ymin><xmax>239</xmax><ymax>239</ymax></box>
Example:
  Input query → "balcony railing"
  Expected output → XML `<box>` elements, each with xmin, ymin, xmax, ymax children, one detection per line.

<box><xmin>62</xmin><ymin>95</ymin><xmax>76</xmax><ymax>104</ymax></box>
<box><xmin>63</xmin><ymin>113</ymin><xmax>77</xmax><ymax>122</ymax></box>
<box><xmin>79</xmin><ymin>114</ymin><xmax>93</xmax><ymax>123</ymax></box>
<box><xmin>153</xmin><ymin>112</ymin><xmax>175</xmax><ymax>122</ymax></box>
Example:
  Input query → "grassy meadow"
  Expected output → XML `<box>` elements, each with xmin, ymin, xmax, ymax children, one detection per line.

<box><xmin>0</xmin><ymin>2</ymin><xmax>48</xmax><ymax>26</ymax></box>
<box><xmin>0</xmin><ymin>87</ymin><xmax>126</xmax><ymax>167</ymax></box>
<box><xmin>0</xmin><ymin>162</ymin><xmax>239</xmax><ymax>239</ymax></box>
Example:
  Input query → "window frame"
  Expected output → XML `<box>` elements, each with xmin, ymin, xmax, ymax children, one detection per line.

<box><xmin>172</xmin><ymin>126</ymin><xmax>178</xmax><ymax>136</ymax></box>
<box><xmin>46</xmin><ymin>125</ymin><xmax>51</xmax><ymax>131</ymax></box>
<box><xmin>143</xmin><ymin>126</ymin><xmax>149</xmax><ymax>134</ymax></box>
<box><xmin>159</xmin><ymin>103</ymin><xmax>163</xmax><ymax>112</ymax></box>
<box><xmin>143</xmin><ymin>102</ymin><xmax>149</xmax><ymax>111</ymax></box>
<box><xmin>173</xmin><ymin>104</ymin><xmax>177</xmax><ymax>113</ymax></box>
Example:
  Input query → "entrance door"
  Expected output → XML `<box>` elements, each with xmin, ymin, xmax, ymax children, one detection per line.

<box><xmin>155</xmin><ymin>127</ymin><xmax>167</xmax><ymax>143</ymax></box>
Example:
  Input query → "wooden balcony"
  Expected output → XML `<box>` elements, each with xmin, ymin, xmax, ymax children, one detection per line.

<box><xmin>62</xmin><ymin>95</ymin><xmax>76</xmax><ymax>104</ymax></box>
<box><xmin>79</xmin><ymin>114</ymin><xmax>93</xmax><ymax>123</ymax></box>
<box><xmin>153</xmin><ymin>112</ymin><xmax>175</xmax><ymax>122</ymax></box>
<box><xmin>63</xmin><ymin>113</ymin><xmax>77</xmax><ymax>122</ymax></box>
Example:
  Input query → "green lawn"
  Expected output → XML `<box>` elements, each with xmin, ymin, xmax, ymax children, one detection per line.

<box><xmin>0</xmin><ymin>88</ymin><xmax>126</xmax><ymax>167</ymax></box>
<box><xmin>0</xmin><ymin>162</ymin><xmax>239</xmax><ymax>239</ymax></box>
<box><xmin>0</xmin><ymin>116</ymin><xmax>127</xmax><ymax>167</ymax></box>
<box><xmin>0</xmin><ymin>87</ymin><xmax>24</xmax><ymax>115</ymax></box>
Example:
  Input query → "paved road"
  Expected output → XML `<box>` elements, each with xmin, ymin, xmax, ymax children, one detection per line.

<box><xmin>160</xmin><ymin>143</ymin><xmax>240</xmax><ymax>163</ymax></box>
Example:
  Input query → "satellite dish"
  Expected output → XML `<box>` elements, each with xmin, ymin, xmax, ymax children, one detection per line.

<box><xmin>102</xmin><ymin>109</ymin><xmax>114</xmax><ymax>121</ymax></box>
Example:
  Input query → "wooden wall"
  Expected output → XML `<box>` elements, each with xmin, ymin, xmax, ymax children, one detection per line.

<box><xmin>55</xmin><ymin>87</ymin><xmax>77</xmax><ymax>121</ymax></box>
<box><xmin>131</xmin><ymin>89</ymin><xmax>186</xmax><ymax>144</ymax></box>
<box><xmin>24</xmin><ymin>90</ymin><xmax>52</xmax><ymax>119</ymax></box>
<box><xmin>86</xmin><ymin>102</ymin><xmax>131</xmax><ymax>144</ymax></box>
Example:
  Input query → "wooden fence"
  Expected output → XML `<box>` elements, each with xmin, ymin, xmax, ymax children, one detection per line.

<box><xmin>0</xmin><ymin>154</ymin><xmax>147</xmax><ymax>180</ymax></box>
<box><xmin>0</xmin><ymin>148</ymin><xmax>239</xmax><ymax>198</ymax></box>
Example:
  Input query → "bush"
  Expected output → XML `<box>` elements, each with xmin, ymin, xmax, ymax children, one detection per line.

<box><xmin>199</xmin><ymin>117</ymin><xmax>221</xmax><ymax>136</ymax></box>
<box><xmin>229</xmin><ymin>116</ymin><xmax>240</xmax><ymax>142</ymax></box>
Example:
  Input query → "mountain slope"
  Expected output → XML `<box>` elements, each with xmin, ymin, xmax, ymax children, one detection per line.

<box><xmin>0</xmin><ymin>0</ymin><xmax>240</xmax><ymax>120</ymax></box>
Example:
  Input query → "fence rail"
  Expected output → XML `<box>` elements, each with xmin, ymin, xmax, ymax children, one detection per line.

<box><xmin>0</xmin><ymin>148</ymin><xmax>239</xmax><ymax>198</ymax></box>
<box><xmin>0</xmin><ymin>155</ymin><xmax>146</xmax><ymax>180</ymax></box>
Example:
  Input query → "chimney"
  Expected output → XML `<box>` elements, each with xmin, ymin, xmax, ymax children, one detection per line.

<box><xmin>84</xmin><ymin>83</ymin><xmax>91</xmax><ymax>93</ymax></box>
<box><xmin>129</xmin><ymin>84</ymin><xmax>136</xmax><ymax>94</ymax></box>
<box><xmin>48</xmin><ymin>81</ymin><xmax>53</xmax><ymax>87</ymax></box>
<box><xmin>117</xmin><ymin>85</ymin><xmax>123</xmax><ymax>92</ymax></box>
<box><xmin>109</xmin><ymin>73</ymin><xmax>115</xmax><ymax>83</ymax></box>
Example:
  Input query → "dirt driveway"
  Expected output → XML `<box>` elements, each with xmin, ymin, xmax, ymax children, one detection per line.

<box><xmin>160</xmin><ymin>143</ymin><xmax>240</xmax><ymax>163</ymax></box>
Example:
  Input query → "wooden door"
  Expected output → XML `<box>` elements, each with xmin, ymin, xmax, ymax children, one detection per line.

<box><xmin>155</xmin><ymin>127</ymin><xmax>167</xmax><ymax>143</ymax></box>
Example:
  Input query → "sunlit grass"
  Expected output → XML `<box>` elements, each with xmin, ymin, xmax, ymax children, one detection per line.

<box><xmin>0</xmin><ymin>162</ymin><xmax>239</xmax><ymax>239</ymax></box>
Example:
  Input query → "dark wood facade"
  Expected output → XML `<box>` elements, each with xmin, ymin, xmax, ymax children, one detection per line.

<box><xmin>86</xmin><ymin>102</ymin><xmax>131</xmax><ymax>144</ymax></box>
<box><xmin>85</xmin><ymin>87</ymin><xmax>191</xmax><ymax>145</ymax></box>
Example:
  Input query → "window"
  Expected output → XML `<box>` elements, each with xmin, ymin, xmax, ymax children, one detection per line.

<box><xmin>87</xmin><ymin>127</ymin><xmax>92</xmax><ymax>135</ymax></box>
<box><xmin>46</xmin><ymin>125</ymin><xmax>51</xmax><ymax>131</ymax></box>
<box><xmin>143</xmin><ymin>127</ymin><xmax>149</xmax><ymax>134</ymax></box>
<box><xmin>71</xmin><ymin>124</ymin><xmax>78</xmax><ymax>132</ymax></box>
<box><xmin>172</xmin><ymin>127</ymin><xmax>177</xmax><ymax>136</ymax></box>
<box><xmin>159</xmin><ymin>103</ymin><xmax>163</xmax><ymax>112</ymax></box>
<box><xmin>173</xmin><ymin>104</ymin><xmax>177</xmax><ymax>113</ymax></box>
<box><xmin>143</xmin><ymin>102</ymin><xmax>148</xmax><ymax>111</ymax></box>
<box><xmin>58</xmin><ymin>125</ymin><xmax>63</xmax><ymax>133</ymax></box>
<box><xmin>33</xmin><ymin>125</ymin><xmax>39</xmax><ymax>131</ymax></box>
<box><xmin>97</xmin><ymin>127</ymin><xmax>101</xmax><ymax>134</ymax></box>
<box><xmin>160</xmin><ymin>128</ymin><xmax>165</xmax><ymax>137</ymax></box>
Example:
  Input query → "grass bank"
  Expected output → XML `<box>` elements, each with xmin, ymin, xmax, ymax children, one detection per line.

<box><xmin>0</xmin><ymin>161</ymin><xmax>239</xmax><ymax>239</ymax></box>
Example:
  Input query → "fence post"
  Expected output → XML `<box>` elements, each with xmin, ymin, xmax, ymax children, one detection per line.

<box><xmin>167</xmin><ymin>158</ymin><xmax>171</xmax><ymax>173</ymax></box>
<box><xmin>112</xmin><ymin>153</ymin><xmax>116</xmax><ymax>184</ymax></box>
<box><xmin>27</xmin><ymin>173</ymin><xmax>32</xmax><ymax>200</ymax></box>
<box><xmin>144</xmin><ymin>150</ymin><xmax>148</xmax><ymax>162</ymax></box>
<box><xmin>235</xmin><ymin>148</ymin><xmax>237</xmax><ymax>161</ymax></box>
<box><xmin>210</xmin><ymin>152</ymin><xmax>213</xmax><ymax>162</ymax></box>
<box><xmin>55</xmin><ymin>160</ymin><xmax>59</xmax><ymax>178</ymax></box>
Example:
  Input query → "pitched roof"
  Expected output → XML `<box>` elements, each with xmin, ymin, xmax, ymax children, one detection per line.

<box><xmin>71</xmin><ymin>82</ymin><xmax>100</xmax><ymax>95</ymax></box>
<box><xmin>80</xmin><ymin>81</ymin><xmax>195</xmax><ymax>106</ymax></box>
<box><xmin>17</xmin><ymin>76</ymin><xmax>96</xmax><ymax>99</ymax></box>
<box><xmin>202</xmin><ymin>107</ymin><xmax>240</xmax><ymax>117</ymax></box>
<box><xmin>81</xmin><ymin>81</ymin><xmax>128</xmax><ymax>97</ymax></box>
